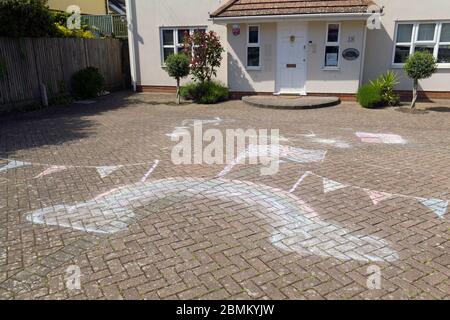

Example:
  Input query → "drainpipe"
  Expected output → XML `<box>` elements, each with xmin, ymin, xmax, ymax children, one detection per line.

<box><xmin>125</xmin><ymin>0</ymin><xmax>137</xmax><ymax>92</ymax></box>
<box><xmin>359</xmin><ymin>21</ymin><xmax>368</xmax><ymax>87</ymax></box>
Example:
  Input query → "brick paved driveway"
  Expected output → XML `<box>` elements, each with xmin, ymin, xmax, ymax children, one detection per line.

<box><xmin>0</xmin><ymin>92</ymin><xmax>449</xmax><ymax>300</ymax></box>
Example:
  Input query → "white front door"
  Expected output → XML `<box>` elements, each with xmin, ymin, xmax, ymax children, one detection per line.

<box><xmin>276</xmin><ymin>22</ymin><xmax>307</xmax><ymax>95</ymax></box>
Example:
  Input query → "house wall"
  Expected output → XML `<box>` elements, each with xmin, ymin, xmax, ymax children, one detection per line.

<box><xmin>227</xmin><ymin>23</ymin><xmax>277</xmax><ymax>93</ymax></box>
<box><xmin>47</xmin><ymin>0</ymin><xmax>107</xmax><ymax>14</ymax></box>
<box><xmin>132</xmin><ymin>0</ymin><xmax>450</xmax><ymax>95</ymax></box>
<box><xmin>364</xmin><ymin>0</ymin><xmax>450</xmax><ymax>92</ymax></box>
<box><xmin>306</xmin><ymin>21</ymin><xmax>365</xmax><ymax>94</ymax></box>
<box><xmin>130</xmin><ymin>0</ymin><xmax>227</xmax><ymax>89</ymax></box>
<box><xmin>226</xmin><ymin>21</ymin><xmax>365</xmax><ymax>94</ymax></box>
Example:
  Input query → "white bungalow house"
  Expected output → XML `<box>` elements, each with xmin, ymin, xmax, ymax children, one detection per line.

<box><xmin>125</xmin><ymin>0</ymin><xmax>450</xmax><ymax>99</ymax></box>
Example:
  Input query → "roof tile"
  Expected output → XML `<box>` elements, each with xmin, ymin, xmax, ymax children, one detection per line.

<box><xmin>211</xmin><ymin>0</ymin><xmax>374</xmax><ymax>18</ymax></box>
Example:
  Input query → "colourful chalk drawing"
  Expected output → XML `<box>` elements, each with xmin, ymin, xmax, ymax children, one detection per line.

<box><xmin>313</xmin><ymin>138</ymin><xmax>351</xmax><ymax>149</ymax></box>
<box><xmin>0</xmin><ymin>157</ymin><xmax>154</xmax><ymax>180</ymax></box>
<box><xmin>0</xmin><ymin>160</ymin><xmax>31</xmax><ymax>172</ymax></box>
<box><xmin>366</xmin><ymin>190</ymin><xmax>393</xmax><ymax>206</ymax></box>
<box><xmin>96</xmin><ymin>166</ymin><xmax>124</xmax><ymax>179</ymax></box>
<box><xmin>356</xmin><ymin>132</ymin><xmax>407</xmax><ymax>144</ymax></box>
<box><xmin>218</xmin><ymin>145</ymin><xmax>327</xmax><ymax>178</ymax></box>
<box><xmin>181</xmin><ymin>117</ymin><xmax>224</xmax><ymax>127</ymax></box>
<box><xmin>24</xmin><ymin>178</ymin><xmax>399</xmax><ymax>262</ymax></box>
<box><xmin>141</xmin><ymin>160</ymin><xmax>160</xmax><ymax>182</ymax></box>
<box><xmin>291</xmin><ymin>131</ymin><xmax>351</xmax><ymax>148</ymax></box>
<box><xmin>418</xmin><ymin>199</ymin><xmax>449</xmax><ymax>218</ymax></box>
<box><xmin>35</xmin><ymin>166</ymin><xmax>67</xmax><ymax>179</ymax></box>
<box><xmin>289</xmin><ymin>171</ymin><xmax>312</xmax><ymax>193</ymax></box>
<box><xmin>167</xmin><ymin>118</ymin><xmax>237</xmax><ymax>140</ymax></box>
<box><xmin>323</xmin><ymin>178</ymin><xmax>347</xmax><ymax>194</ymax></box>
<box><xmin>166</xmin><ymin>128</ymin><xmax>190</xmax><ymax>139</ymax></box>
<box><xmin>289</xmin><ymin>171</ymin><xmax>448</xmax><ymax>218</ymax></box>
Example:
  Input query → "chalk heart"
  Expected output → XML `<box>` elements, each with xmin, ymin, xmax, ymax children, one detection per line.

<box><xmin>24</xmin><ymin>178</ymin><xmax>398</xmax><ymax>263</ymax></box>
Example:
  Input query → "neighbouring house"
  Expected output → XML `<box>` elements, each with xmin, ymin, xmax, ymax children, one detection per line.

<box><xmin>48</xmin><ymin>0</ymin><xmax>128</xmax><ymax>38</ymax></box>
<box><xmin>48</xmin><ymin>0</ymin><xmax>126</xmax><ymax>15</ymax></box>
<box><xmin>126</xmin><ymin>0</ymin><xmax>450</xmax><ymax>99</ymax></box>
<box><xmin>108</xmin><ymin>0</ymin><xmax>126</xmax><ymax>15</ymax></box>
<box><xmin>47</xmin><ymin>0</ymin><xmax>108</xmax><ymax>15</ymax></box>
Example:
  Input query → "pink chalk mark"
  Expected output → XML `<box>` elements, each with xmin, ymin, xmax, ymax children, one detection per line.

<box><xmin>361</xmin><ymin>137</ymin><xmax>383</xmax><ymax>144</ymax></box>
<box><xmin>366</xmin><ymin>190</ymin><xmax>393</xmax><ymax>205</ymax></box>
<box><xmin>35</xmin><ymin>166</ymin><xmax>67</xmax><ymax>179</ymax></box>
<box><xmin>94</xmin><ymin>188</ymin><xmax>121</xmax><ymax>201</ymax></box>
<box><xmin>141</xmin><ymin>160</ymin><xmax>160</xmax><ymax>182</ymax></box>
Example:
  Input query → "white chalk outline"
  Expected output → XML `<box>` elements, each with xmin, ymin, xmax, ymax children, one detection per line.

<box><xmin>24</xmin><ymin>177</ymin><xmax>399</xmax><ymax>262</ymax></box>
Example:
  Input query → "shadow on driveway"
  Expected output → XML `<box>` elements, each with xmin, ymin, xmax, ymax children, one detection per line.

<box><xmin>0</xmin><ymin>91</ymin><xmax>147</xmax><ymax>157</ymax></box>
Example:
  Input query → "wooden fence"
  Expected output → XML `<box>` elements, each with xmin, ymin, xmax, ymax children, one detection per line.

<box><xmin>0</xmin><ymin>38</ymin><xmax>129</xmax><ymax>112</ymax></box>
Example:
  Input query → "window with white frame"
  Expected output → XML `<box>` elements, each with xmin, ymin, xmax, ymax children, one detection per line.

<box><xmin>161</xmin><ymin>27</ymin><xmax>207</xmax><ymax>64</ymax></box>
<box><xmin>324</xmin><ymin>23</ymin><xmax>340</xmax><ymax>68</ymax></box>
<box><xmin>247</xmin><ymin>25</ymin><xmax>260</xmax><ymax>69</ymax></box>
<box><xmin>393</xmin><ymin>22</ymin><xmax>450</xmax><ymax>66</ymax></box>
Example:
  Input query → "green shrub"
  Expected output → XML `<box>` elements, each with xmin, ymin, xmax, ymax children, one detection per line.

<box><xmin>179</xmin><ymin>82</ymin><xmax>197</xmax><ymax>100</ymax></box>
<box><xmin>0</xmin><ymin>0</ymin><xmax>57</xmax><ymax>37</ymax></box>
<box><xmin>71</xmin><ymin>67</ymin><xmax>105</xmax><ymax>99</ymax></box>
<box><xmin>357</xmin><ymin>84</ymin><xmax>384</xmax><ymax>109</ymax></box>
<box><xmin>180</xmin><ymin>81</ymin><xmax>229</xmax><ymax>104</ymax></box>
<box><xmin>370</xmin><ymin>71</ymin><xmax>400</xmax><ymax>106</ymax></box>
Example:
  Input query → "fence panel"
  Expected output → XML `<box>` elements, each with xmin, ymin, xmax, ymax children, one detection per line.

<box><xmin>0</xmin><ymin>38</ymin><xmax>39</xmax><ymax>106</ymax></box>
<box><xmin>82</xmin><ymin>15</ymin><xmax>127</xmax><ymax>38</ymax></box>
<box><xmin>0</xmin><ymin>37</ymin><xmax>128</xmax><ymax>112</ymax></box>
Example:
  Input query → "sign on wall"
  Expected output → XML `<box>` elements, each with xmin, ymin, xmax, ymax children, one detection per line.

<box><xmin>342</xmin><ymin>48</ymin><xmax>360</xmax><ymax>61</ymax></box>
<box><xmin>232</xmin><ymin>24</ymin><xmax>240</xmax><ymax>36</ymax></box>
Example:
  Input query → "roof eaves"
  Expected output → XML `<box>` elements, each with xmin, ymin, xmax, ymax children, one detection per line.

<box><xmin>210</xmin><ymin>0</ymin><xmax>239</xmax><ymax>18</ymax></box>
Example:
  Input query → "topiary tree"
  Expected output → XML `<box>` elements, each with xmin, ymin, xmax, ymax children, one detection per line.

<box><xmin>164</xmin><ymin>53</ymin><xmax>190</xmax><ymax>104</ymax></box>
<box><xmin>403</xmin><ymin>51</ymin><xmax>437</xmax><ymax>109</ymax></box>
<box><xmin>183</xmin><ymin>30</ymin><xmax>224</xmax><ymax>83</ymax></box>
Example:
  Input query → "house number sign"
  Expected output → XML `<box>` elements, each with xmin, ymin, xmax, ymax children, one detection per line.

<box><xmin>342</xmin><ymin>48</ymin><xmax>360</xmax><ymax>61</ymax></box>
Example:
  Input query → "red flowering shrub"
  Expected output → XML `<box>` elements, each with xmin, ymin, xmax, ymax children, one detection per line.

<box><xmin>183</xmin><ymin>30</ymin><xmax>224</xmax><ymax>83</ymax></box>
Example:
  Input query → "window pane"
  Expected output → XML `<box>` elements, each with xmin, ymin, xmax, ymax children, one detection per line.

<box><xmin>249</xmin><ymin>26</ymin><xmax>259</xmax><ymax>44</ymax></box>
<box><xmin>394</xmin><ymin>45</ymin><xmax>410</xmax><ymax>63</ymax></box>
<box><xmin>325</xmin><ymin>46</ymin><xmax>339</xmax><ymax>67</ymax></box>
<box><xmin>440</xmin><ymin>23</ymin><xmax>450</xmax><ymax>42</ymax></box>
<box><xmin>327</xmin><ymin>24</ymin><xmax>339</xmax><ymax>43</ymax></box>
<box><xmin>396</xmin><ymin>24</ymin><xmax>413</xmax><ymax>43</ymax></box>
<box><xmin>417</xmin><ymin>23</ymin><xmax>436</xmax><ymax>41</ymax></box>
<box><xmin>163</xmin><ymin>30</ymin><xmax>174</xmax><ymax>46</ymax></box>
<box><xmin>415</xmin><ymin>45</ymin><xmax>435</xmax><ymax>55</ymax></box>
<box><xmin>178</xmin><ymin>29</ymin><xmax>189</xmax><ymax>45</ymax></box>
<box><xmin>247</xmin><ymin>47</ymin><xmax>260</xmax><ymax>67</ymax></box>
<box><xmin>438</xmin><ymin>45</ymin><xmax>450</xmax><ymax>63</ymax></box>
<box><xmin>163</xmin><ymin>48</ymin><xmax>175</xmax><ymax>61</ymax></box>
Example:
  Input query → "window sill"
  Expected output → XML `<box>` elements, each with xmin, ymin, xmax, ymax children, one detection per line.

<box><xmin>391</xmin><ymin>64</ymin><xmax>404</xmax><ymax>69</ymax></box>
<box><xmin>322</xmin><ymin>67</ymin><xmax>340</xmax><ymax>71</ymax></box>
<box><xmin>246</xmin><ymin>66</ymin><xmax>262</xmax><ymax>71</ymax></box>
